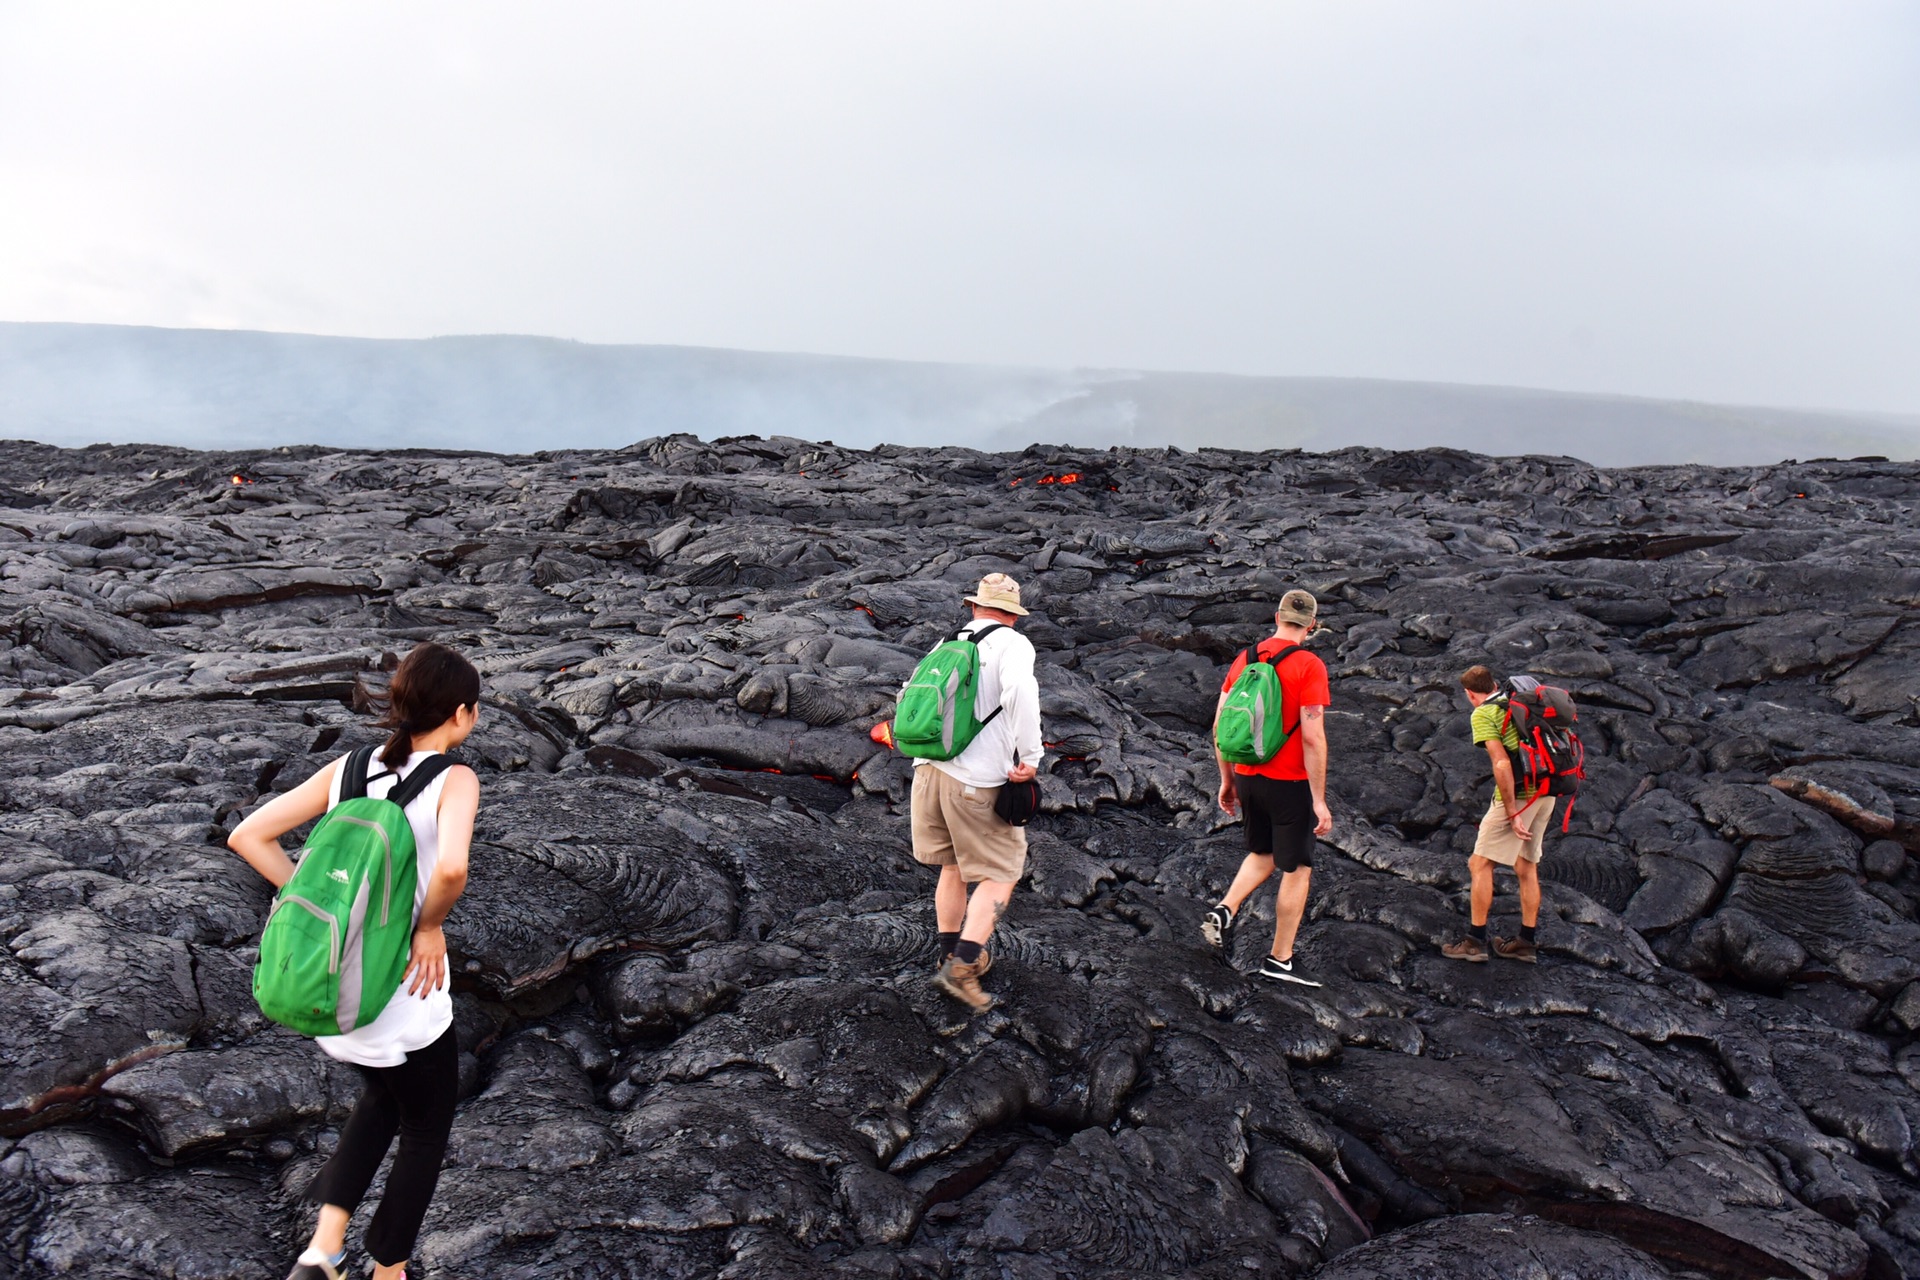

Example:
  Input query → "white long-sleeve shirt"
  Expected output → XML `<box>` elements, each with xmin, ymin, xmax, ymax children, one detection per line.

<box><xmin>912</xmin><ymin>618</ymin><xmax>1044</xmax><ymax>789</ymax></box>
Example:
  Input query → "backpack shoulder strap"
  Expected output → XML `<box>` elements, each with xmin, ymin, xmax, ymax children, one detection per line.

<box><xmin>1239</xmin><ymin>641</ymin><xmax>1303</xmax><ymax>672</ymax></box>
<box><xmin>386</xmin><ymin>753</ymin><xmax>456</xmax><ymax>811</ymax></box>
<box><xmin>1480</xmin><ymin>694</ymin><xmax>1515</xmax><ymax>743</ymax></box>
<box><xmin>1266</xmin><ymin>644</ymin><xmax>1306</xmax><ymax>735</ymax></box>
<box><xmin>965</xmin><ymin>622</ymin><xmax>1009</xmax><ymax>724</ymax></box>
<box><xmin>339</xmin><ymin>745</ymin><xmax>377</xmax><ymax>801</ymax></box>
<box><xmin>1265</xmin><ymin>643</ymin><xmax>1303</xmax><ymax>668</ymax></box>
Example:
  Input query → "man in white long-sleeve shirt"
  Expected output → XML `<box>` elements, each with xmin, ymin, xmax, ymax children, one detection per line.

<box><xmin>911</xmin><ymin>573</ymin><xmax>1044</xmax><ymax>1011</ymax></box>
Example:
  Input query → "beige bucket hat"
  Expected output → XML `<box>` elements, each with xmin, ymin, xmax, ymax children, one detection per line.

<box><xmin>965</xmin><ymin>572</ymin><xmax>1029</xmax><ymax>616</ymax></box>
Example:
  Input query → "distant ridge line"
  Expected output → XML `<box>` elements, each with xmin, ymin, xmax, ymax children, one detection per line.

<box><xmin>1</xmin><ymin>321</ymin><xmax>1913</xmax><ymax>466</ymax></box>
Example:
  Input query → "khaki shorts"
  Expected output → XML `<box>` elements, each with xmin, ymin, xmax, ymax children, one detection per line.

<box><xmin>1470</xmin><ymin>795</ymin><xmax>1555</xmax><ymax>867</ymax></box>
<box><xmin>910</xmin><ymin>764</ymin><xmax>1027</xmax><ymax>883</ymax></box>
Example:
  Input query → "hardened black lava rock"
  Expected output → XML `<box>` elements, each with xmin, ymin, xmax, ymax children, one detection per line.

<box><xmin>0</xmin><ymin>435</ymin><xmax>1917</xmax><ymax>1279</ymax></box>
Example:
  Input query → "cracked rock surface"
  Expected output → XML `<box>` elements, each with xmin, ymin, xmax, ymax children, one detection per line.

<box><xmin>0</xmin><ymin>436</ymin><xmax>1916</xmax><ymax>1278</ymax></box>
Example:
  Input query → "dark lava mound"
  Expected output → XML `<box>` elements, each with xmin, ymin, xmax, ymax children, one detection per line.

<box><xmin>0</xmin><ymin>436</ymin><xmax>1916</xmax><ymax>1279</ymax></box>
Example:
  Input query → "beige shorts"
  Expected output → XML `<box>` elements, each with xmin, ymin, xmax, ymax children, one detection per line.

<box><xmin>1470</xmin><ymin>795</ymin><xmax>1555</xmax><ymax>867</ymax></box>
<box><xmin>910</xmin><ymin>764</ymin><xmax>1027</xmax><ymax>883</ymax></box>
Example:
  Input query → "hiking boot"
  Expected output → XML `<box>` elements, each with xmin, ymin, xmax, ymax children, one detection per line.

<box><xmin>1200</xmin><ymin>903</ymin><xmax>1235</xmax><ymax>954</ymax></box>
<box><xmin>1256</xmin><ymin>955</ymin><xmax>1322</xmax><ymax>988</ymax></box>
<box><xmin>937</xmin><ymin>950</ymin><xmax>990</xmax><ymax>977</ymax></box>
<box><xmin>285</xmin><ymin>1250</ymin><xmax>349</xmax><ymax>1280</ymax></box>
<box><xmin>1442</xmin><ymin>937</ymin><xmax>1489</xmax><ymax>963</ymax></box>
<box><xmin>933</xmin><ymin>956</ymin><xmax>994</xmax><ymax>1011</ymax></box>
<box><xmin>1492</xmin><ymin>936</ymin><xmax>1538</xmax><ymax>964</ymax></box>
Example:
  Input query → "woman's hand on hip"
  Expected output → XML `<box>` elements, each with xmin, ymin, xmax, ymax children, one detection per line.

<box><xmin>405</xmin><ymin>925</ymin><xmax>448</xmax><ymax>997</ymax></box>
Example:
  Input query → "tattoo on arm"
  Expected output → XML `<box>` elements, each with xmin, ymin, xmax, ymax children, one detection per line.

<box><xmin>1301</xmin><ymin>707</ymin><xmax>1323</xmax><ymax>722</ymax></box>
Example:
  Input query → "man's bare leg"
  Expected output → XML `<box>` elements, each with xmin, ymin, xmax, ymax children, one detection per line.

<box><xmin>1270</xmin><ymin>866</ymin><xmax>1313</xmax><ymax>961</ymax></box>
<box><xmin>1492</xmin><ymin>854</ymin><xmax>1543</xmax><ymax>961</ymax></box>
<box><xmin>1219</xmin><ymin>852</ymin><xmax>1276</xmax><ymax>916</ymax></box>
<box><xmin>960</xmin><ymin>879</ymin><xmax>1015</xmax><ymax>945</ymax></box>
<box><xmin>935</xmin><ymin>865</ymin><xmax>968</xmax><ymax>933</ymax></box>
<box><xmin>1514</xmin><ymin>857</ymin><xmax>1541</xmax><ymax>928</ymax></box>
<box><xmin>935</xmin><ymin>877</ymin><xmax>1015</xmax><ymax>1011</ymax></box>
<box><xmin>1468</xmin><ymin>854</ymin><xmax>1495</xmax><ymax>928</ymax></box>
<box><xmin>1441</xmin><ymin>854</ymin><xmax>1500</xmax><ymax>960</ymax></box>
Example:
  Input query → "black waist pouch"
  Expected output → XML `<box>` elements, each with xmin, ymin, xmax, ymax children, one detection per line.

<box><xmin>994</xmin><ymin>778</ymin><xmax>1042</xmax><ymax>826</ymax></box>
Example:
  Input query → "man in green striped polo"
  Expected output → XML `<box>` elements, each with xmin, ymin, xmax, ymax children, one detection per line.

<box><xmin>1441</xmin><ymin>665</ymin><xmax>1553</xmax><ymax>963</ymax></box>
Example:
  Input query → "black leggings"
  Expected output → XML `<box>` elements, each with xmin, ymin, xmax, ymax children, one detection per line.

<box><xmin>307</xmin><ymin>1024</ymin><xmax>459</xmax><ymax>1266</ymax></box>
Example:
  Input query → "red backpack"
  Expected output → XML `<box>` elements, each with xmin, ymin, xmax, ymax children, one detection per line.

<box><xmin>1498</xmin><ymin>684</ymin><xmax>1586</xmax><ymax>831</ymax></box>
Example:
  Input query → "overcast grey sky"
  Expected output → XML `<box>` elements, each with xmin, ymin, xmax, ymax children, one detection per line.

<box><xmin>1</xmin><ymin>2</ymin><xmax>1915</xmax><ymax>414</ymax></box>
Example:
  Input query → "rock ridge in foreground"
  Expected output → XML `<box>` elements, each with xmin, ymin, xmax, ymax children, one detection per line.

<box><xmin>0</xmin><ymin>435</ymin><xmax>1916</xmax><ymax>1278</ymax></box>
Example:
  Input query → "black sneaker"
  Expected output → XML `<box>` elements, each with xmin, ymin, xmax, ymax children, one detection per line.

<box><xmin>1200</xmin><ymin>903</ymin><xmax>1235</xmax><ymax>954</ymax></box>
<box><xmin>1257</xmin><ymin>955</ymin><xmax>1322</xmax><ymax>988</ymax></box>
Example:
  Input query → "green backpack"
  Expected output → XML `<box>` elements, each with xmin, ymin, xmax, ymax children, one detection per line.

<box><xmin>893</xmin><ymin>622</ymin><xmax>1007</xmax><ymax>760</ymax></box>
<box><xmin>1215</xmin><ymin>643</ymin><xmax>1302</xmax><ymax>766</ymax></box>
<box><xmin>253</xmin><ymin>746</ymin><xmax>452</xmax><ymax>1036</ymax></box>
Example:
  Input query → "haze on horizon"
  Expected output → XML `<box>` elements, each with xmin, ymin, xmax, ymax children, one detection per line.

<box><xmin>1</xmin><ymin>1</ymin><xmax>1917</xmax><ymax>422</ymax></box>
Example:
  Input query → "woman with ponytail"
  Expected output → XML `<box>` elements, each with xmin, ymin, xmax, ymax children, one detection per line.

<box><xmin>229</xmin><ymin>641</ymin><xmax>482</xmax><ymax>1280</ymax></box>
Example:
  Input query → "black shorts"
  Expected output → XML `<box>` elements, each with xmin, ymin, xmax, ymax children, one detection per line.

<box><xmin>1237</xmin><ymin>774</ymin><xmax>1316</xmax><ymax>873</ymax></box>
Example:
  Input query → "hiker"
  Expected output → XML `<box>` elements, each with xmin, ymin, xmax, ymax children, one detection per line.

<box><xmin>901</xmin><ymin>573</ymin><xmax>1043</xmax><ymax>1012</ymax></box>
<box><xmin>1200</xmin><ymin>589</ymin><xmax>1333</xmax><ymax>987</ymax></box>
<box><xmin>1443</xmin><ymin>667</ymin><xmax>1554</xmax><ymax>963</ymax></box>
<box><xmin>228</xmin><ymin>642</ymin><xmax>482</xmax><ymax>1280</ymax></box>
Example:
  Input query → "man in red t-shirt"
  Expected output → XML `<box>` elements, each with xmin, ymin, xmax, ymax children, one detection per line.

<box><xmin>1200</xmin><ymin>589</ymin><xmax>1333</xmax><ymax>987</ymax></box>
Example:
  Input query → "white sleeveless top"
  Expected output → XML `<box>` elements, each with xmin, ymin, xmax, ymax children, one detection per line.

<box><xmin>315</xmin><ymin>749</ymin><xmax>457</xmax><ymax>1067</ymax></box>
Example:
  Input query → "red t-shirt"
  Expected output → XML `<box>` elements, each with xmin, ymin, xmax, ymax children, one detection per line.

<box><xmin>1219</xmin><ymin>638</ymin><xmax>1331</xmax><ymax>781</ymax></box>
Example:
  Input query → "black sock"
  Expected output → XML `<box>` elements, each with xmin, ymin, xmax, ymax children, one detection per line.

<box><xmin>1213</xmin><ymin>901</ymin><xmax>1234</xmax><ymax>921</ymax></box>
<box><xmin>1520</xmin><ymin>924</ymin><xmax>1536</xmax><ymax>943</ymax></box>
<box><xmin>953</xmin><ymin>939</ymin><xmax>984</xmax><ymax>965</ymax></box>
<box><xmin>937</xmin><ymin>930</ymin><xmax>960</xmax><ymax>958</ymax></box>
<box><xmin>1469</xmin><ymin>922</ymin><xmax>1487</xmax><ymax>942</ymax></box>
